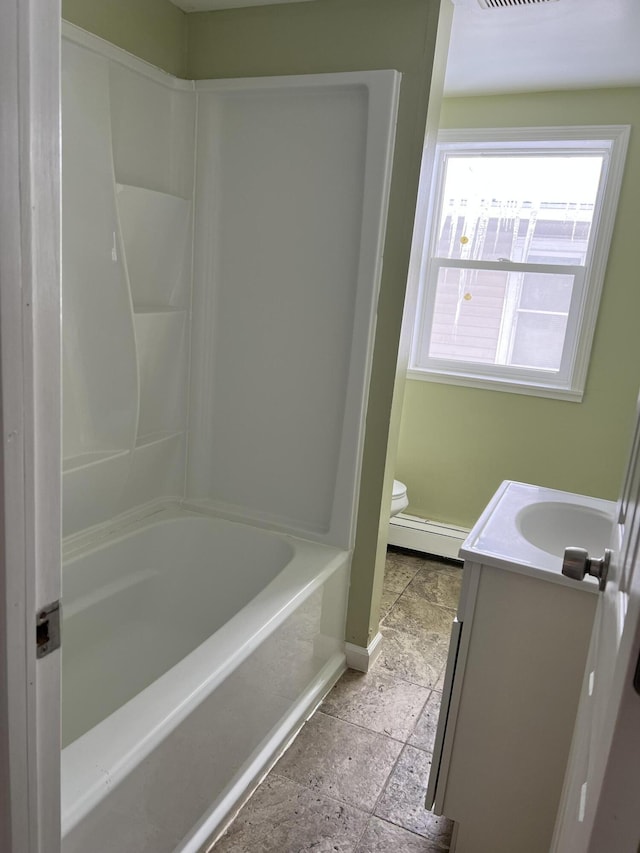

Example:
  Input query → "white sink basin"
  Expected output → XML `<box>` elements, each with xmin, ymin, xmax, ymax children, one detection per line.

<box><xmin>460</xmin><ymin>481</ymin><xmax>617</xmax><ymax>586</ymax></box>
<box><xmin>516</xmin><ymin>501</ymin><xmax>613</xmax><ymax>559</ymax></box>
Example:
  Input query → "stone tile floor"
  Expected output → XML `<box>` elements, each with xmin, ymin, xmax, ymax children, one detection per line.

<box><xmin>210</xmin><ymin>548</ymin><xmax>462</xmax><ymax>853</ymax></box>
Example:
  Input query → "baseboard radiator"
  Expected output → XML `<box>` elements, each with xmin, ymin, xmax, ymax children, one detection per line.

<box><xmin>388</xmin><ymin>512</ymin><xmax>469</xmax><ymax>561</ymax></box>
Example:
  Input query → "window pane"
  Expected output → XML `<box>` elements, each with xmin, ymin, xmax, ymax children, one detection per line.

<box><xmin>428</xmin><ymin>267</ymin><xmax>507</xmax><ymax>364</ymax></box>
<box><xmin>426</xmin><ymin>267</ymin><xmax>574</xmax><ymax>370</ymax></box>
<box><xmin>510</xmin><ymin>312</ymin><xmax>568</xmax><ymax>370</ymax></box>
<box><xmin>519</xmin><ymin>272</ymin><xmax>574</xmax><ymax>312</ymax></box>
<box><xmin>436</xmin><ymin>155</ymin><xmax>603</xmax><ymax>265</ymax></box>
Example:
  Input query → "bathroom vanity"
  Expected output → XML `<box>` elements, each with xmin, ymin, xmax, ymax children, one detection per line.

<box><xmin>426</xmin><ymin>481</ymin><xmax>616</xmax><ymax>853</ymax></box>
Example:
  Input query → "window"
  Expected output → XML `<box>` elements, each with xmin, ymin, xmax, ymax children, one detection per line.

<box><xmin>409</xmin><ymin>126</ymin><xmax>630</xmax><ymax>400</ymax></box>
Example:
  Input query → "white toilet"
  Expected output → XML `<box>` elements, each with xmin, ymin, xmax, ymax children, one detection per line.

<box><xmin>390</xmin><ymin>479</ymin><xmax>409</xmax><ymax>517</ymax></box>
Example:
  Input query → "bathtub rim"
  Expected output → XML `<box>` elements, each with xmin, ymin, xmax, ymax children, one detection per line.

<box><xmin>61</xmin><ymin>504</ymin><xmax>350</xmax><ymax>836</ymax></box>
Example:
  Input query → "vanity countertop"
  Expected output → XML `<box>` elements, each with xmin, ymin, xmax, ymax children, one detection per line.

<box><xmin>459</xmin><ymin>480</ymin><xmax>617</xmax><ymax>590</ymax></box>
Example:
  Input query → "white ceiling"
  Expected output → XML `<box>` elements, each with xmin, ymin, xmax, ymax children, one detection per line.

<box><xmin>445</xmin><ymin>0</ymin><xmax>640</xmax><ymax>96</ymax></box>
<box><xmin>169</xmin><ymin>0</ymin><xmax>640</xmax><ymax>97</ymax></box>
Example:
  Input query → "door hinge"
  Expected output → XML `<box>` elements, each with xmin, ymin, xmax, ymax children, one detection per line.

<box><xmin>36</xmin><ymin>600</ymin><xmax>61</xmax><ymax>658</ymax></box>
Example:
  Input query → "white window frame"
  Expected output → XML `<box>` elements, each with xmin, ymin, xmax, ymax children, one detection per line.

<box><xmin>408</xmin><ymin>125</ymin><xmax>630</xmax><ymax>401</ymax></box>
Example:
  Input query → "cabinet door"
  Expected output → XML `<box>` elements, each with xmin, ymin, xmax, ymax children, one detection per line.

<box><xmin>425</xmin><ymin>617</ymin><xmax>462</xmax><ymax>812</ymax></box>
<box><xmin>437</xmin><ymin>565</ymin><xmax>595</xmax><ymax>853</ymax></box>
<box><xmin>426</xmin><ymin>560</ymin><xmax>481</xmax><ymax>813</ymax></box>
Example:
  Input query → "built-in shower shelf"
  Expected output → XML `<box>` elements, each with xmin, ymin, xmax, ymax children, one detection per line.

<box><xmin>63</xmin><ymin>449</ymin><xmax>130</xmax><ymax>474</ymax></box>
<box><xmin>135</xmin><ymin>431</ymin><xmax>184</xmax><ymax>449</ymax></box>
<box><xmin>117</xmin><ymin>183</ymin><xmax>191</xmax><ymax>310</ymax></box>
<box><xmin>133</xmin><ymin>305</ymin><xmax>187</xmax><ymax>315</ymax></box>
<box><xmin>62</xmin><ymin>448</ymin><xmax>132</xmax><ymax>537</ymax></box>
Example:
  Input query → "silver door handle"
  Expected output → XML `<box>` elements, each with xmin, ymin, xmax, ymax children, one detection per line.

<box><xmin>562</xmin><ymin>547</ymin><xmax>611</xmax><ymax>591</ymax></box>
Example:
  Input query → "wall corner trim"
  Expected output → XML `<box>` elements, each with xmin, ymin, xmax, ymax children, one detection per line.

<box><xmin>345</xmin><ymin>632</ymin><xmax>383</xmax><ymax>673</ymax></box>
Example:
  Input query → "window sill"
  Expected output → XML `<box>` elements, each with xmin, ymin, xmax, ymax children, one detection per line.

<box><xmin>406</xmin><ymin>367</ymin><xmax>584</xmax><ymax>402</ymax></box>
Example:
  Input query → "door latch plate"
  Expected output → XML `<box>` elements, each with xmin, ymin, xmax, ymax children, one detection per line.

<box><xmin>36</xmin><ymin>600</ymin><xmax>61</xmax><ymax>658</ymax></box>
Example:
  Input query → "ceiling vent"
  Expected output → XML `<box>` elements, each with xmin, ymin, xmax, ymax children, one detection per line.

<box><xmin>476</xmin><ymin>0</ymin><xmax>559</xmax><ymax>8</ymax></box>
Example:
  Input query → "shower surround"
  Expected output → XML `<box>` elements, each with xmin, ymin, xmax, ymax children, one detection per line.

<box><xmin>61</xmin><ymin>23</ymin><xmax>399</xmax><ymax>853</ymax></box>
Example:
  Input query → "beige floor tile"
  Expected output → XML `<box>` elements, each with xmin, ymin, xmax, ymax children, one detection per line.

<box><xmin>374</xmin><ymin>745</ymin><xmax>454</xmax><ymax>843</ymax></box>
<box><xmin>211</xmin><ymin>774</ymin><xmax>368</xmax><ymax>852</ymax></box>
<box><xmin>381</xmin><ymin>596</ymin><xmax>453</xmax><ymax>689</ymax></box>
<box><xmin>274</xmin><ymin>711</ymin><xmax>403</xmax><ymax>812</ymax></box>
<box><xmin>374</xmin><ymin>625</ymin><xmax>448</xmax><ymax>690</ymax></box>
<box><xmin>321</xmin><ymin>668</ymin><xmax>429</xmax><ymax>741</ymax></box>
<box><xmin>355</xmin><ymin>816</ymin><xmax>451</xmax><ymax>852</ymax></box>
<box><xmin>405</xmin><ymin>565</ymin><xmax>462</xmax><ymax>611</ymax></box>
<box><xmin>383</xmin><ymin>595</ymin><xmax>454</xmax><ymax>637</ymax></box>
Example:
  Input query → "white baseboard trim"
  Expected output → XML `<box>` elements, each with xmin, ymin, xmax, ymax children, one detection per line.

<box><xmin>345</xmin><ymin>631</ymin><xmax>383</xmax><ymax>672</ymax></box>
<box><xmin>388</xmin><ymin>513</ymin><xmax>469</xmax><ymax>561</ymax></box>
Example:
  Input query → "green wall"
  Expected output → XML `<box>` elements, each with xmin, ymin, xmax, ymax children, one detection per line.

<box><xmin>62</xmin><ymin>0</ymin><xmax>187</xmax><ymax>77</ymax></box>
<box><xmin>396</xmin><ymin>88</ymin><xmax>640</xmax><ymax>529</ymax></box>
<box><xmin>186</xmin><ymin>0</ymin><xmax>444</xmax><ymax>648</ymax></box>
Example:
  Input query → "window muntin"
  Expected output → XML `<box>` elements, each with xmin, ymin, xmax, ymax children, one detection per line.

<box><xmin>409</xmin><ymin>127</ymin><xmax>630</xmax><ymax>400</ymax></box>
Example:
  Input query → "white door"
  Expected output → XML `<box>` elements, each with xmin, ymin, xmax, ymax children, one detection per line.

<box><xmin>0</xmin><ymin>1</ymin><xmax>62</xmax><ymax>852</ymax></box>
<box><xmin>552</xmin><ymin>398</ymin><xmax>640</xmax><ymax>852</ymax></box>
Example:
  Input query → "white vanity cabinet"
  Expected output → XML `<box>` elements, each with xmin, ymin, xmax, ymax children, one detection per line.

<box><xmin>426</xmin><ymin>481</ymin><xmax>616</xmax><ymax>853</ymax></box>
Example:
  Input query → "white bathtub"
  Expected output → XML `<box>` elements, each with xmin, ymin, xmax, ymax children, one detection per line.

<box><xmin>61</xmin><ymin>505</ymin><xmax>349</xmax><ymax>853</ymax></box>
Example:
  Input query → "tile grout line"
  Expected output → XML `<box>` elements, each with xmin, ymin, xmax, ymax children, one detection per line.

<box><xmin>268</xmin><ymin>685</ymin><xmax>437</xmax><ymax>839</ymax></box>
<box><xmin>367</xmin><ymin>739</ymin><xmax>452</xmax><ymax>852</ymax></box>
<box><xmin>372</xmin><ymin>552</ymin><xmax>456</xmax><ymax>850</ymax></box>
<box><xmin>345</xmin><ymin>672</ymin><xmax>441</xmax><ymax>847</ymax></box>
<box><xmin>371</xmin><ymin>813</ymin><xmax>452</xmax><ymax>852</ymax></box>
<box><xmin>314</xmin><ymin>707</ymin><xmax>408</xmax><ymax>745</ymax></box>
<box><xmin>368</xmin><ymin>733</ymin><xmax>411</xmax><ymax>829</ymax></box>
<box><xmin>351</xmin><ymin>807</ymin><xmax>374</xmax><ymax>852</ymax></box>
<box><xmin>372</xmin><ymin>647</ymin><xmax>448</xmax><ymax>693</ymax></box>
<box><xmin>381</xmin><ymin>589</ymin><xmax>460</xmax><ymax>616</ymax></box>
<box><xmin>374</xmin><ymin>588</ymin><xmax>451</xmax><ymax>692</ymax></box>
<box><xmin>320</xmin><ymin>687</ymin><xmax>435</xmax><ymax>751</ymax></box>
<box><xmin>267</xmin><ymin>769</ymin><xmax>373</xmax><ymax>816</ymax></box>
<box><xmin>265</xmin><ymin>765</ymin><xmax>444</xmax><ymax>850</ymax></box>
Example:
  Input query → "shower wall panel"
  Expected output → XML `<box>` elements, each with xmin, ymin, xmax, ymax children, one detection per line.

<box><xmin>188</xmin><ymin>73</ymin><xmax>400</xmax><ymax>549</ymax></box>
